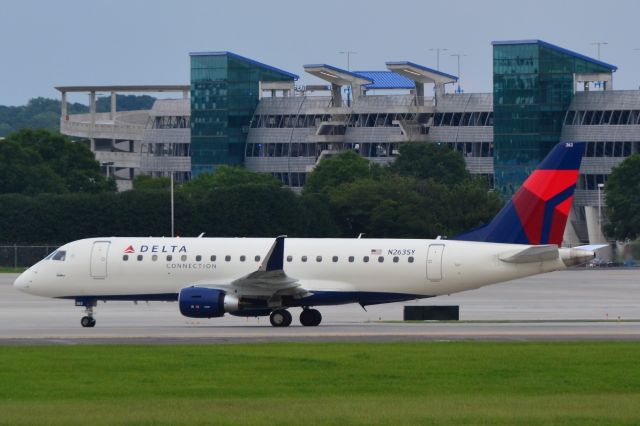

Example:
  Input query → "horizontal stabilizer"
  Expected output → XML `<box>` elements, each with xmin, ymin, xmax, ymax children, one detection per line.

<box><xmin>574</xmin><ymin>244</ymin><xmax>608</xmax><ymax>251</ymax></box>
<box><xmin>499</xmin><ymin>245</ymin><xmax>559</xmax><ymax>264</ymax></box>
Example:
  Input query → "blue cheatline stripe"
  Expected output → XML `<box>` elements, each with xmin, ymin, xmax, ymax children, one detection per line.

<box><xmin>63</xmin><ymin>291</ymin><xmax>431</xmax><ymax>308</ymax></box>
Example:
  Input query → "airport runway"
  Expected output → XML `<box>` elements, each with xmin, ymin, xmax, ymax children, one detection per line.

<box><xmin>1</xmin><ymin>269</ymin><xmax>639</xmax><ymax>344</ymax></box>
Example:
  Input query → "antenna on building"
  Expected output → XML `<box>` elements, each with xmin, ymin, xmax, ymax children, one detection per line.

<box><xmin>450</xmin><ymin>53</ymin><xmax>467</xmax><ymax>93</ymax></box>
<box><xmin>429</xmin><ymin>47</ymin><xmax>448</xmax><ymax>70</ymax></box>
<box><xmin>590</xmin><ymin>41</ymin><xmax>608</xmax><ymax>60</ymax></box>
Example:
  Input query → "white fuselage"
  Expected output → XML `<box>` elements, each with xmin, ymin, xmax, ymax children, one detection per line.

<box><xmin>14</xmin><ymin>237</ymin><xmax>566</xmax><ymax>304</ymax></box>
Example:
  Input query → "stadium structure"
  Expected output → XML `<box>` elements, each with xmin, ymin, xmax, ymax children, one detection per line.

<box><xmin>57</xmin><ymin>40</ymin><xmax>640</xmax><ymax>249</ymax></box>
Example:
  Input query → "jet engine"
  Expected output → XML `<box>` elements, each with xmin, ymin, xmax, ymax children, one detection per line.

<box><xmin>178</xmin><ymin>287</ymin><xmax>240</xmax><ymax>318</ymax></box>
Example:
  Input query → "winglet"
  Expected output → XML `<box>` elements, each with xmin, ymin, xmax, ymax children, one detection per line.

<box><xmin>260</xmin><ymin>235</ymin><xmax>286</xmax><ymax>272</ymax></box>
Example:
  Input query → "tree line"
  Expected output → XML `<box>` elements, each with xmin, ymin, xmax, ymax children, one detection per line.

<box><xmin>1</xmin><ymin>129</ymin><xmax>638</xmax><ymax>245</ymax></box>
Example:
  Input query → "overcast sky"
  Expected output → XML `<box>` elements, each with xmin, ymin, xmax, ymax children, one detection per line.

<box><xmin>2</xmin><ymin>0</ymin><xmax>640</xmax><ymax>105</ymax></box>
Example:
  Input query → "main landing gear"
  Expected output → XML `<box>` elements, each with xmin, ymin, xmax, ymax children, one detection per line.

<box><xmin>300</xmin><ymin>308</ymin><xmax>322</xmax><ymax>327</ymax></box>
<box><xmin>268</xmin><ymin>308</ymin><xmax>322</xmax><ymax>327</ymax></box>
<box><xmin>269</xmin><ymin>309</ymin><xmax>292</xmax><ymax>327</ymax></box>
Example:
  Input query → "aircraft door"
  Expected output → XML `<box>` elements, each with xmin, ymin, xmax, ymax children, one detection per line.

<box><xmin>90</xmin><ymin>241</ymin><xmax>110</xmax><ymax>279</ymax></box>
<box><xmin>426</xmin><ymin>244</ymin><xmax>444</xmax><ymax>281</ymax></box>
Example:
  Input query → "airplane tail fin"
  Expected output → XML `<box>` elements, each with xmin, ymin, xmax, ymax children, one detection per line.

<box><xmin>453</xmin><ymin>142</ymin><xmax>585</xmax><ymax>245</ymax></box>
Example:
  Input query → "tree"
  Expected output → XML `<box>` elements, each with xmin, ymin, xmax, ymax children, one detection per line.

<box><xmin>0</xmin><ymin>129</ymin><xmax>116</xmax><ymax>194</ymax></box>
<box><xmin>604</xmin><ymin>154</ymin><xmax>640</xmax><ymax>240</ymax></box>
<box><xmin>181</xmin><ymin>166</ymin><xmax>281</xmax><ymax>198</ymax></box>
<box><xmin>303</xmin><ymin>150</ymin><xmax>380</xmax><ymax>195</ymax></box>
<box><xmin>390</xmin><ymin>143</ymin><xmax>470</xmax><ymax>186</ymax></box>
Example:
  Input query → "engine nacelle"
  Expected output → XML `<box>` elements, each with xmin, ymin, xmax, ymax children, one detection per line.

<box><xmin>178</xmin><ymin>287</ymin><xmax>239</xmax><ymax>318</ymax></box>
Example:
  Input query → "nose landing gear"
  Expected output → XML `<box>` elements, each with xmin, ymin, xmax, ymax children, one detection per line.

<box><xmin>76</xmin><ymin>298</ymin><xmax>97</xmax><ymax>328</ymax></box>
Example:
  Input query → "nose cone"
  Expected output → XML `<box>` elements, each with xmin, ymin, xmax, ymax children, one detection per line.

<box><xmin>13</xmin><ymin>269</ymin><xmax>32</xmax><ymax>293</ymax></box>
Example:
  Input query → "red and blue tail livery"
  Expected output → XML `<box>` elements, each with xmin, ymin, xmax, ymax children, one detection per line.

<box><xmin>454</xmin><ymin>142</ymin><xmax>585</xmax><ymax>246</ymax></box>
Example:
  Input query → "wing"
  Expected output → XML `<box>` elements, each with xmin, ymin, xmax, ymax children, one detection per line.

<box><xmin>230</xmin><ymin>235</ymin><xmax>308</xmax><ymax>297</ymax></box>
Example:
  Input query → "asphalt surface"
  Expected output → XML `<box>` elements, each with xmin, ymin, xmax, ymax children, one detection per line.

<box><xmin>1</xmin><ymin>269</ymin><xmax>639</xmax><ymax>344</ymax></box>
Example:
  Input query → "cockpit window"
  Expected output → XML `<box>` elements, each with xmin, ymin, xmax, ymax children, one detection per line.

<box><xmin>51</xmin><ymin>250</ymin><xmax>66</xmax><ymax>261</ymax></box>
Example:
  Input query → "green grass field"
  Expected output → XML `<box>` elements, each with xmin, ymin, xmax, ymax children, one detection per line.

<box><xmin>0</xmin><ymin>267</ymin><xmax>25</xmax><ymax>273</ymax></box>
<box><xmin>1</xmin><ymin>342</ymin><xmax>639</xmax><ymax>425</ymax></box>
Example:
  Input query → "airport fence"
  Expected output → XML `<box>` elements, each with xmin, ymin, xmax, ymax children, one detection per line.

<box><xmin>0</xmin><ymin>245</ymin><xmax>60</xmax><ymax>268</ymax></box>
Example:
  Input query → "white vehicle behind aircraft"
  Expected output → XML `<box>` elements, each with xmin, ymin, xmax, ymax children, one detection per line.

<box><xmin>14</xmin><ymin>142</ymin><xmax>597</xmax><ymax>327</ymax></box>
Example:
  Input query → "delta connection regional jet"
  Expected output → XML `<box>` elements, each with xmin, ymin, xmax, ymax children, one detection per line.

<box><xmin>14</xmin><ymin>142</ymin><xmax>599</xmax><ymax>328</ymax></box>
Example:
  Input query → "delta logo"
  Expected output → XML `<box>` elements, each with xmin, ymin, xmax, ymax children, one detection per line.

<box><xmin>123</xmin><ymin>244</ymin><xmax>187</xmax><ymax>254</ymax></box>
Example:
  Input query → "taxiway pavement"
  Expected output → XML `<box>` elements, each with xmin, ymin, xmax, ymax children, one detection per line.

<box><xmin>1</xmin><ymin>269</ymin><xmax>639</xmax><ymax>344</ymax></box>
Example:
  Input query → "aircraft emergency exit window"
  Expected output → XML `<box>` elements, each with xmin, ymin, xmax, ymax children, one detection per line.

<box><xmin>393</xmin><ymin>256</ymin><xmax>399</xmax><ymax>263</ymax></box>
<box><xmin>408</xmin><ymin>256</ymin><xmax>414</xmax><ymax>263</ymax></box>
<box><xmin>348</xmin><ymin>256</ymin><xmax>354</xmax><ymax>263</ymax></box>
<box><xmin>255</xmin><ymin>255</ymin><xmax>261</xmax><ymax>262</ymax></box>
<box><xmin>210</xmin><ymin>255</ymin><xmax>216</xmax><ymax>261</ymax></box>
<box><xmin>301</xmin><ymin>256</ymin><xmax>307</xmax><ymax>262</ymax></box>
<box><xmin>286</xmin><ymin>255</ymin><xmax>293</xmax><ymax>262</ymax></box>
<box><xmin>378</xmin><ymin>256</ymin><xmax>384</xmax><ymax>263</ymax></box>
<box><xmin>363</xmin><ymin>256</ymin><xmax>369</xmax><ymax>263</ymax></box>
<box><xmin>52</xmin><ymin>251</ymin><xmax>66</xmax><ymax>261</ymax></box>
<box><xmin>196</xmin><ymin>255</ymin><xmax>202</xmax><ymax>262</ymax></box>
<box><xmin>240</xmin><ymin>255</ymin><xmax>246</xmax><ymax>262</ymax></box>
<box><xmin>137</xmin><ymin>255</ymin><xmax>143</xmax><ymax>261</ymax></box>
<box><xmin>181</xmin><ymin>255</ymin><xmax>187</xmax><ymax>261</ymax></box>
<box><xmin>152</xmin><ymin>255</ymin><xmax>158</xmax><ymax>261</ymax></box>
<box><xmin>123</xmin><ymin>255</ymin><xmax>129</xmax><ymax>261</ymax></box>
<box><xmin>332</xmin><ymin>256</ymin><xmax>338</xmax><ymax>262</ymax></box>
<box><xmin>167</xmin><ymin>255</ymin><xmax>172</xmax><ymax>261</ymax></box>
<box><xmin>225</xmin><ymin>255</ymin><xmax>231</xmax><ymax>262</ymax></box>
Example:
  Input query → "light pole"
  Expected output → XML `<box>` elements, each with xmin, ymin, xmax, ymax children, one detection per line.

<box><xmin>450</xmin><ymin>53</ymin><xmax>467</xmax><ymax>93</ymax></box>
<box><xmin>590</xmin><ymin>42</ymin><xmax>608</xmax><ymax>60</ymax></box>
<box><xmin>170</xmin><ymin>172</ymin><xmax>175</xmax><ymax>238</ymax></box>
<box><xmin>597</xmin><ymin>182</ymin><xmax>605</xmax><ymax>225</ymax></box>
<box><xmin>429</xmin><ymin>47</ymin><xmax>448</xmax><ymax>70</ymax></box>
<box><xmin>339</xmin><ymin>51</ymin><xmax>357</xmax><ymax>71</ymax></box>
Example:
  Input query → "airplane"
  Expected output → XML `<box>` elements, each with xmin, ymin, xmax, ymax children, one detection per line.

<box><xmin>13</xmin><ymin>142</ymin><xmax>599</xmax><ymax>328</ymax></box>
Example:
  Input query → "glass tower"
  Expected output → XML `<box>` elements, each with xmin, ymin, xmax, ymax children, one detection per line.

<box><xmin>492</xmin><ymin>40</ymin><xmax>616</xmax><ymax>197</ymax></box>
<box><xmin>190</xmin><ymin>51</ymin><xmax>297</xmax><ymax>175</ymax></box>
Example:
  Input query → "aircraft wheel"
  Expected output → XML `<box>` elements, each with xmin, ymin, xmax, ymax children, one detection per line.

<box><xmin>81</xmin><ymin>316</ymin><xmax>96</xmax><ymax>328</ymax></box>
<box><xmin>270</xmin><ymin>309</ymin><xmax>292</xmax><ymax>327</ymax></box>
<box><xmin>300</xmin><ymin>308</ymin><xmax>322</xmax><ymax>326</ymax></box>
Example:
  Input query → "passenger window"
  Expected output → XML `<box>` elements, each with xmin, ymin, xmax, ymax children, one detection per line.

<box><xmin>286</xmin><ymin>255</ymin><xmax>293</xmax><ymax>262</ymax></box>
<box><xmin>255</xmin><ymin>255</ymin><xmax>261</xmax><ymax>262</ymax></box>
<box><xmin>378</xmin><ymin>256</ymin><xmax>384</xmax><ymax>263</ymax></box>
<box><xmin>408</xmin><ymin>256</ymin><xmax>414</xmax><ymax>263</ymax></box>
<box><xmin>137</xmin><ymin>255</ymin><xmax>143</xmax><ymax>261</ymax></box>
<box><xmin>316</xmin><ymin>256</ymin><xmax>322</xmax><ymax>262</ymax></box>
<box><xmin>123</xmin><ymin>255</ymin><xmax>129</xmax><ymax>261</ymax></box>
<box><xmin>332</xmin><ymin>256</ymin><xmax>338</xmax><ymax>263</ymax></box>
<box><xmin>181</xmin><ymin>255</ymin><xmax>187</xmax><ymax>262</ymax></box>
<box><xmin>393</xmin><ymin>256</ymin><xmax>399</xmax><ymax>263</ymax></box>
<box><xmin>363</xmin><ymin>256</ymin><xmax>369</xmax><ymax>263</ymax></box>
<box><xmin>196</xmin><ymin>255</ymin><xmax>202</xmax><ymax>262</ymax></box>
<box><xmin>225</xmin><ymin>255</ymin><xmax>231</xmax><ymax>262</ymax></box>
<box><xmin>152</xmin><ymin>255</ymin><xmax>158</xmax><ymax>261</ymax></box>
<box><xmin>210</xmin><ymin>255</ymin><xmax>216</xmax><ymax>261</ymax></box>
<box><xmin>52</xmin><ymin>250</ymin><xmax>66</xmax><ymax>261</ymax></box>
<box><xmin>240</xmin><ymin>255</ymin><xmax>246</xmax><ymax>262</ymax></box>
<box><xmin>167</xmin><ymin>255</ymin><xmax>172</xmax><ymax>261</ymax></box>
<box><xmin>348</xmin><ymin>256</ymin><xmax>354</xmax><ymax>263</ymax></box>
<box><xmin>301</xmin><ymin>256</ymin><xmax>307</xmax><ymax>262</ymax></box>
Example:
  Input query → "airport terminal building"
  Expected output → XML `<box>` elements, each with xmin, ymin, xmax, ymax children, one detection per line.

<box><xmin>58</xmin><ymin>40</ymin><xmax>640</xmax><ymax>246</ymax></box>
